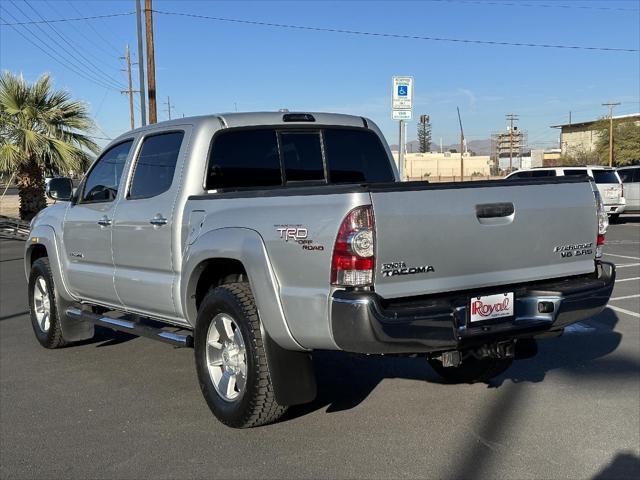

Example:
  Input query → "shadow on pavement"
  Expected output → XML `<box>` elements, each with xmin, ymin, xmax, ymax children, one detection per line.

<box><xmin>592</xmin><ymin>452</ymin><xmax>640</xmax><ymax>479</ymax></box>
<box><xmin>0</xmin><ymin>310</ymin><xmax>29</xmax><ymax>321</ymax></box>
<box><xmin>286</xmin><ymin>309</ymin><xmax>630</xmax><ymax>425</ymax></box>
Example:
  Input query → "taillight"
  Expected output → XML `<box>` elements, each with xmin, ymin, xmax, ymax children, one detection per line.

<box><xmin>621</xmin><ymin>183</ymin><xmax>624</xmax><ymax>198</ymax></box>
<box><xmin>331</xmin><ymin>205</ymin><xmax>375</xmax><ymax>287</ymax></box>
<box><xmin>594</xmin><ymin>190</ymin><xmax>608</xmax><ymax>258</ymax></box>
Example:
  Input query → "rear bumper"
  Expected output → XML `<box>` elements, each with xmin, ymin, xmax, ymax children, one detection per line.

<box><xmin>330</xmin><ymin>261</ymin><xmax>615</xmax><ymax>354</ymax></box>
<box><xmin>606</xmin><ymin>204</ymin><xmax>626</xmax><ymax>215</ymax></box>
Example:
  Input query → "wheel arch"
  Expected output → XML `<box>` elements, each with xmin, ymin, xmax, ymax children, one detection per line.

<box><xmin>182</xmin><ymin>227</ymin><xmax>304</xmax><ymax>352</ymax></box>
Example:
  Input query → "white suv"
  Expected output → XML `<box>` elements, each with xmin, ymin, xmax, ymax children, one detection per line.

<box><xmin>506</xmin><ymin>166</ymin><xmax>626</xmax><ymax>219</ymax></box>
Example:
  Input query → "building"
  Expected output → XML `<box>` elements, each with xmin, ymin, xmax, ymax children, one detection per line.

<box><xmin>392</xmin><ymin>152</ymin><xmax>492</xmax><ymax>180</ymax></box>
<box><xmin>551</xmin><ymin>113</ymin><xmax>640</xmax><ymax>157</ymax></box>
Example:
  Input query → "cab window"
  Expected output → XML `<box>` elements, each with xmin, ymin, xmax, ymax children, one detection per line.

<box><xmin>81</xmin><ymin>140</ymin><xmax>133</xmax><ymax>203</ymax></box>
<box><xmin>129</xmin><ymin>132</ymin><xmax>184</xmax><ymax>199</ymax></box>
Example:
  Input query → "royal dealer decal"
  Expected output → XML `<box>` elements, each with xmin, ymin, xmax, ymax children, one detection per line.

<box><xmin>275</xmin><ymin>225</ymin><xmax>325</xmax><ymax>251</ymax></box>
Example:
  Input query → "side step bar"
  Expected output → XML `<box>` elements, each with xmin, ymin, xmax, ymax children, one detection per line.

<box><xmin>66</xmin><ymin>307</ymin><xmax>193</xmax><ymax>348</ymax></box>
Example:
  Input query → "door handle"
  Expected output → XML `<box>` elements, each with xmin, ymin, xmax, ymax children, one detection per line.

<box><xmin>149</xmin><ymin>215</ymin><xmax>168</xmax><ymax>226</ymax></box>
<box><xmin>97</xmin><ymin>216</ymin><xmax>112</xmax><ymax>227</ymax></box>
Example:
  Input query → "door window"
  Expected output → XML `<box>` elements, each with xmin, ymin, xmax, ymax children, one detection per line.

<box><xmin>82</xmin><ymin>140</ymin><xmax>133</xmax><ymax>203</ymax></box>
<box><xmin>129</xmin><ymin>132</ymin><xmax>184</xmax><ymax>199</ymax></box>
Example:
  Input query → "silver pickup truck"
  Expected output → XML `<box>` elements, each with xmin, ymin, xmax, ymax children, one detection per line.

<box><xmin>26</xmin><ymin>112</ymin><xmax>615</xmax><ymax>428</ymax></box>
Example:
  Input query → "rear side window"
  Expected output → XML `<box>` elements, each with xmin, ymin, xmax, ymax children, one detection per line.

<box><xmin>129</xmin><ymin>132</ymin><xmax>184</xmax><ymax>199</ymax></box>
<box><xmin>618</xmin><ymin>167</ymin><xmax>639</xmax><ymax>183</ymax></box>
<box><xmin>207</xmin><ymin>130</ymin><xmax>281</xmax><ymax>190</ymax></box>
<box><xmin>507</xmin><ymin>171</ymin><xmax>530</xmax><ymax>179</ymax></box>
<box><xmin>82</xmin><ymin>140</ymin><xmax>133</xmax><ymax>202</ymax></box>
<box><xmin>592</xmin><ymin>170</ymin><xmax>620</xmax><ymax>184</ymax></box>
<box><xmin>530</xmin><ymin>170</ymin><xmax>556</xmax><ymax>177</ymax></box>
<box><xmin>324</xmin><ymin>129</ymin><xmax>394</xmax><ymax>183</ymax></box>
<box><xmin>563</xmin><ymin>169</ymin><xmax>588</xmax><ymax>176</ymax></box>
<box><xmin>280</xmin><ymin>132</ymin><xmax>324</xmax><ymax>182</ymax></box>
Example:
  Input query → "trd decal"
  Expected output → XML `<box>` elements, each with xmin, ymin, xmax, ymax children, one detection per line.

<box><xmin>275</xmin><ymin>225</ymin><xmax>325</xmax><ymax>252</ymax></box>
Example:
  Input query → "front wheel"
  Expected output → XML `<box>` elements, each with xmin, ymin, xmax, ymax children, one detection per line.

<box><xmin>194</xmin><ymin>282</ymin><xmax>286</xmax><ymax>428</ymax></box>
<box><xmin>28</xmin><ymin>258</ymin><xmax>66</xmax><ymax>349</ymax></box>
<box><xmin>428</xmin><ymin>356</ymin><xmax>512</xmax><ymax>383</ymax></box>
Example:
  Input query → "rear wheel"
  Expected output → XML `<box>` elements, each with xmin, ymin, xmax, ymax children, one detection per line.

<box><xmin>28</xmin><ymin>258</ymin><xmax>66</xmax><ymax>349</ymax></box>
<box><xmin>194</xmin><ymin>282</ymin><xmax>286</xmax><ymax>428</ymax></box>
<box><xmin>428</xmin><ymin>356</ymin><xmax>512</xmax><ymax>383</ymax></box>
<box><xmin>609</xmin><ymin>213</ymin><xmax>620</xmax><ymax>223</ymax></box>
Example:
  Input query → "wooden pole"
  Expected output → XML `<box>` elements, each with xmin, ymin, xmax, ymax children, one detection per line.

<box><xmin>145</xmin><ymin>0</ymin><xmax>157</xmax><ymax>123</ymax></box>
<box><xmin>125</xmin><ymin>45</ymin><xmax>134</xmax><ymax>129</ymax></box>
<box><xmin>135</xmin><ymin>0</ymin><xmax>147</xmax><ymax>126</ymax></box>
<box><xmin>602</xmin><ymin>102</ymin><xmax>620</xmax><ymax>167</ymax></box>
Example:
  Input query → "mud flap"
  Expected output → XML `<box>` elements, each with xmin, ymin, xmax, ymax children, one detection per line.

<box><xmin>263</xmin><ymin>331</ymin><xmax>317</xmax><ymax>406</ymax></box>
<box><xmin>56</xmin><ymin>293</ymin><xmax>94</xmax><ymax>342</ymax></box>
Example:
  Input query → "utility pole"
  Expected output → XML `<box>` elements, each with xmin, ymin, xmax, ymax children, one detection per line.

<box><xmin>120</xmin><ymin>44</ymin><xmax>137</xmax><ymax>130</ymax></box>
<box><xmin>145</xmin><ymin>0</ymin><xmax>157</xmax><ymax>123</ymax></box>
<box><xmin>457</xmin><ymin>107</ymin><xmax>465</xmax><ymax>181</ymax></box>
<box><xmin>602</xmin><ymin>102</ymin><xmax>620</xmax><ymax>167</ymax></box>
<box><xmin>506</xmin><ymin>113</ymin><xmax>519</xmax><ymax>172</ymax></box>
<box><xmin>135</xmin><ymin>0</ymin><xmax>147</xmax><ymax>126</ymax></box>
<box><xmin>163</xmin><ymin>96</ymin><xmax>175</xmax><ymax>120</ymax></box>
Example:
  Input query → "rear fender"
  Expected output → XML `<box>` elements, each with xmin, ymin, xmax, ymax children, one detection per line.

<box><xmin>182</xmin><ymin>227</ymin><xmax>304</xmax><ymax>351</ymax></box>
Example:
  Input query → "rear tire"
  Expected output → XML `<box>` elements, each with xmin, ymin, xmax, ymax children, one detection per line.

<box><xmin>194</xmin><ymin>282</ymin><xmax>287</xmax><ymax>428</ymax></box>
<box><xmin>428</xmin><ymin>356</ymin><xmax>512</xmax><ymax>383</ymax></box>
<box><xmin>28</xmin><ymin>258</ymin><xmax>66</xmax><ymax>349</ymax></box>
<box><xmin>609</xmin><ymin>214</ymin><xmax>620</xmax><ymax>223</ymax></box>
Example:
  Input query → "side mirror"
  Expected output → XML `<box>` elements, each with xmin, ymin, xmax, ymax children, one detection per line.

<box><xmin>46</xmin><ymin>177</ymin><xmax>74</xmax><ymax>201</ymax></box>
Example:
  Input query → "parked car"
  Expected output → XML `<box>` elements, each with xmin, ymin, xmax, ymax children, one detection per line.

<box><xmin>506</xmin><ymin>166</ymin><xmax>626</xmax><ymax>220</ymax></box>
<box><xmin>616</xmin><ymin>165</ymin><xmax>640</xmax><ymax>213</ymax></box>
<box><xmin>26</xmin><ymin>112</ymin><xmax>614</xmax><ymax>428</ymax></box>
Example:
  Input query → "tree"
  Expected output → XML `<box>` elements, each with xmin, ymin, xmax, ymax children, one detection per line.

<box><xmin>593</xmin><ymin>118</ymin><xmax>640</xmax><ymax>166</ymax></box>
<box><xmin>417</xmin><ymin>115</ymin><xmax>432</xmax><ymax>153</ymax></box>
<box><xmin>0</xmin><ymin>72</ymin><xmax>98</xmax><ymax>220</ymax></box>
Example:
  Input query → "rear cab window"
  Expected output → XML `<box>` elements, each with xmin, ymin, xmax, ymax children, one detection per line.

<box><xmin>591</xmin><ymin>170</ymin><xmax>621</xmax><ymax>184</ymax></box>
<box><xmin>206</xmin><ymin>127</ymin><xmax>394</xmax><ymax>191</ymax></box>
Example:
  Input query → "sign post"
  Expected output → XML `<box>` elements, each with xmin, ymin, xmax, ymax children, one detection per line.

<box><xmin>392</xmin><ymin>76</ymin><xmax>413</xmax><ymax>181</ymax></box>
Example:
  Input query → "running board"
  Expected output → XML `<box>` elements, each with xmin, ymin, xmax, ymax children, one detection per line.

<box><xmin>66</xmin><ymin>307</ymin><xmax>193</xmax><ymax>348</ymax></box>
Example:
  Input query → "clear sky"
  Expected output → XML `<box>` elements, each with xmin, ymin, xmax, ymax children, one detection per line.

<box><xmin>1</xmin><ymin>0</ymin><xmax>639</xmax><ymax>150</ymax></box>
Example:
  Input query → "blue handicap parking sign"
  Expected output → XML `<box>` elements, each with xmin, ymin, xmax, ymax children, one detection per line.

<box><xmin>397</xmin><ymin>85</ymin><xmax>408</xmax><ymax>96</ymax></box>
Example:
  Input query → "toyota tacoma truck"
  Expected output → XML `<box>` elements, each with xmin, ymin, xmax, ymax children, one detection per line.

<box><xmin>26</xmin><ymin>112</ymin><xmax>615</xmax><ymax>428</ymax></box>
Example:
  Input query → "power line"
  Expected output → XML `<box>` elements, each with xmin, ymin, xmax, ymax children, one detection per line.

<box><xmin>152</xmin><ymin>9</ymin><xmax>639</xmax><ymax>53</ymax></box>
<box><xmin>0</xmin><ymin>10</ymin><xmax>122</xmax><ymax>92</ymax></box>
<box><xmin>428</xmin><ymin>0</ymin><xmax>639</xmax><ymax>12</ymax></box>
<box><xmin>0</xmin><ymin>11</ymin><xmax>134</xmax><ymax>26</ymax></box>
<box><xmin>21</xmin><ymin>1</ymin><xmax>127</xmax><ymax>90</ymax></box>
<box><xmin>65</xmin><ymin>0</ymin><xmax>123</xmax><ymax>56</ymax></box>
<box><xmin>43</xmin><ymin>0</ymin><xmax>122</xmax><ymax>64</ymax></box>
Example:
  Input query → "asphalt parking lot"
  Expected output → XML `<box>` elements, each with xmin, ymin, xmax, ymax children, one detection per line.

<box><xmin>1</xmin><ymin>218</ymin><xmax>639</xmax><ymax>479</ymax></box>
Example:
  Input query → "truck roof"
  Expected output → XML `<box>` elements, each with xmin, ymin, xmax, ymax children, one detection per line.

<box><xmin>112</xmin><ymin>112</ymin><xmax>371</xmax><ymax>142</ymax></box>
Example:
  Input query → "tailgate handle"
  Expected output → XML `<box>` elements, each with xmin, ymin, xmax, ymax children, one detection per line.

<box><xmin>476</xmin><ymin>203</ymin><xmax>514</xmax><ymax>219</ymax></box>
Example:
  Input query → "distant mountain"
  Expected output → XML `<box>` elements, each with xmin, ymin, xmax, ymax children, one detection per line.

<box><xmin>391</xmin><ymin>139</ymin><xmax>492</xmax><ymax>156</ymax></box>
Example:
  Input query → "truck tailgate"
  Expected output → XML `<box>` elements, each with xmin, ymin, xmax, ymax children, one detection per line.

<box><xmin>370</xmin><ymin>178</ymin><xmax>598</xmax><ymax>299</ymax></box>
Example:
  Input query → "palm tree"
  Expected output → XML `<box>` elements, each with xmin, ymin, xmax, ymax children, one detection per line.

<box><xmin>0</xmin><ymin>72</ymin><xmax>99</xmax><ymax>220</ymax></box>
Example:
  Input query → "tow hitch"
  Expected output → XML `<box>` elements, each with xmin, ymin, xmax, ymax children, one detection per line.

<box><xmin>433</xmin><ymin>340</ymin><xmax>516</xmax><ymax>367</ymax></box>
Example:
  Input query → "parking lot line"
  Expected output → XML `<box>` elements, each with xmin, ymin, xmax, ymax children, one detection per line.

<box><xmin>616</xmin><ymin>277</ymin><xmax>640</xmax><ymax>283</ymax></box>
<box><xmin>607</xmin><ymin>305</ymin><xmax>640</xmax><ymax>318</ymax></box>
<box><xmin>604</xmin><ymin>253</ymin><xmax>640</xmax><ymax>260</ymax></box>
<box><xmin>616</xmin><ymin>263</ymin><xmax>640</xmax><ymax>268</ymax></box>
<box><xmin>609</xmin><ymin>294</ymin><xmax>640</xmax><ymax>301</ymax></box>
